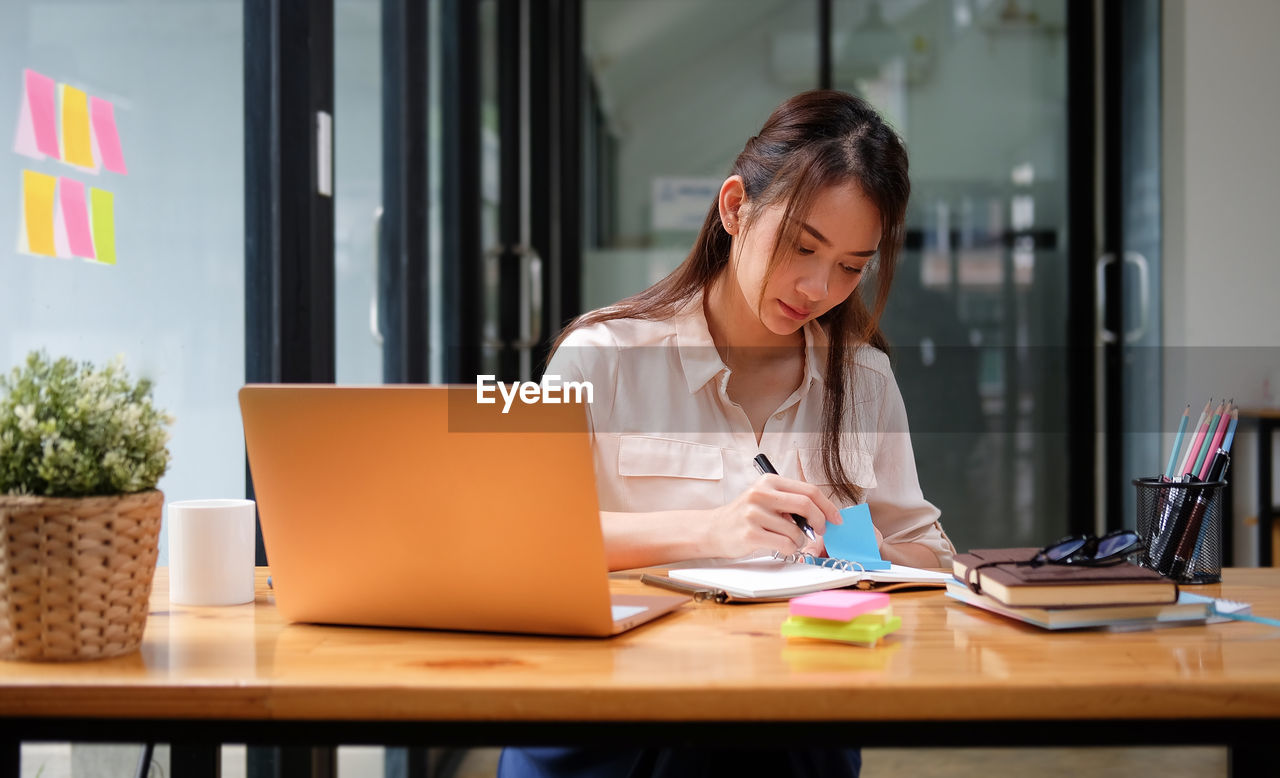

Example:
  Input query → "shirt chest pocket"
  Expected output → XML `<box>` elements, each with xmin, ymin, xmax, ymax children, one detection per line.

<box><xmin>797</xmin><ymin>447</ymin><xmax>878</xmax><ymax>490</ymax></box>
<box><xmin>615</xmin><ymin>436</ymin><xmax>725</xmax><ymax>511</ymax></box>
<box><xmin>617</xmin><ymin>436</ymin><xmax>724</xmax><ymax>479</ymax></box>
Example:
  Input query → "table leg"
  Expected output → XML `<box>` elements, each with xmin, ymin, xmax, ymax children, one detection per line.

<box><xmin>248</xmin><ymin>746</ymin><xmax>277</xmax><ymax>778</ymax></box>
<box><xmin>385</xmin><ymin>747</ymin><xmax>430</xmax><ymax>778</ymax></box>
<box><xmin>1260</xmin><ymin>419</ymin><xmax>1274</xmax><ymax>566</ymax></box>
<box><xmin>248</xmin><ymin>746</ymin><xmax>335</xmax><ymax>778</ymax></box>
<box><xmin>1</xmin><ymin>741</ymin><xmax>17</xmax><ymax>778</ymax></box>
<box><xmin>1230</xmin><ymin>742</ymin><xmax>1268</xmax><ymax>778</ymax></box>
<box><xmin>171</xmin><ymin>743</ymin><xmax>219</xmax><ymax>778</ymax></box>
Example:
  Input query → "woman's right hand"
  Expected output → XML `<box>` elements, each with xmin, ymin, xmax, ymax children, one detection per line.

<box><xmin>701</xmin><ymin>475</ymin><xmax>842</xmax><ymax>559</ymax></box>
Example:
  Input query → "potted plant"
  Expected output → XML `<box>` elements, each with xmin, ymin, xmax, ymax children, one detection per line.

<box><xmin>0</xmin><ymin>351</ymin><xmax>172</xmax><ymax>661</ymax></box>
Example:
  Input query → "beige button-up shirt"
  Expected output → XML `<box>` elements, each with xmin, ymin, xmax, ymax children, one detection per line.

<box><xmin>545</xmin><ymin>293</ymin><xmax>955</xmax><ymax>565</ymax></box>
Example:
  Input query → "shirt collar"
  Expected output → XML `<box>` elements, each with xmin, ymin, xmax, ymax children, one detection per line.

<box><xmin>673</xmin><ymin>290</ymin><xmax>828</xmax><ymax>395</ymax></box>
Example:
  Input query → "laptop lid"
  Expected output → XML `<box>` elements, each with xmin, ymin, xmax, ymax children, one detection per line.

<box><xmin>239</xmin><ymin>385</ymin><xmax>684</xmax><ymax>637</ymax></box>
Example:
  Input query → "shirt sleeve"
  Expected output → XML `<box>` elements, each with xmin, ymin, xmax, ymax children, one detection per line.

<box><xmin>862</xmin><ymin>354</ymin><xmax>956</xmax><ymax>566</ymax></box>
<box><xmin>543</xmin><ymin>322</ymin><xmax>620</xmax><ymax>435</ymax></box>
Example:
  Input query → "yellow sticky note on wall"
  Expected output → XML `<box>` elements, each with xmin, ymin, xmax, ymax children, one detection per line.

<box><xmin>89</xmin><ymin>187</ymin><xmax>116</xmax><ymax>265</ymax></box>
<box><xmin>22</xmin><ymin>170</ymin><xmax>58</xmax><ymax>256</ymax></box>
<box><xmin>60</xmin><ymin>85</ymin><xmax>95</xmax><ymax>169</ymax></box>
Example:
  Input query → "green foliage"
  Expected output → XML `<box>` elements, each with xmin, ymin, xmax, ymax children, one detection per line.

<box><xmin>0</xmin><ymin>351</ymin><xmax>173</xmax><ymax>497</ymax></box>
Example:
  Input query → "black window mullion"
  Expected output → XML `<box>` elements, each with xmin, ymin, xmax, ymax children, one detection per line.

<box><xmin>526</xmin><ymin>0</ymin><xmax>582</xmax><ymax>378</ymax></box>
<box><xmin>1101</xmin><ymin>0</ymin><xmax>1125</xmax><ymax>531</ymax></box>
<box><xmin>552</xmin><ymin>0</ymin><xmax>583</xmax><ymax>363</ymax></box>
<box><xmin>382</xmin><ymin>0</ymin><xmax>431</xmax><ymax>383</ymax></box>
<box><xmin>241</xmin><ymin>4</ymin><xmax>335</xmax><ymax>776</ymax></box>
<box><xmin>440</xmin><ymin>0</ymin><xmax>483</xmax><ymax>383</ymax></box>
<box><xmin>497</xmin><ymin>0</ymin><xmax>522</xmax><ymax>381</ymax></box>
<box><xmin>818</xmin><ymin>0</ymin><xmax>832</xmax><ymax>89</ymax></box>
<box><xmin>529</xmin><ymin>0</ymin><xmax>551</xmax><ymax>379</ymax></box>
<box><xmin>1066</xmin><ymin>0</ymin><xmax>1098</xmax><ymax>536</ymax></box>
<box><xmin>244</xmin><ymin>0</ymin><xmax>334</xmax><ymax>555</ymax></box>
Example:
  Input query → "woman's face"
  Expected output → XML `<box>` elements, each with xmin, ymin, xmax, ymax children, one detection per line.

<box><xmin>730</xmin><ymin>182</ymin><xmax>883</xmax><ymax>336</ymax></box>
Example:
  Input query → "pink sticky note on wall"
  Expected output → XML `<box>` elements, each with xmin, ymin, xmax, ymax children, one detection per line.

<box><xmin>58</xmin><ymin>177</ymin><xmax>96</xmax><ymax>259</ymax></box>
<box><xmin>89</xmin><ymin>96</ymin><xmax>127</xmax><ymax>175</ymax></box>
<box><xmin>25</xmin><ymin>69</ymin><xmax>61</xmax><ymax>159</ymax></box>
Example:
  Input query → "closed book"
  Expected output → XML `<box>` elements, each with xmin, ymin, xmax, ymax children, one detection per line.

<box><xmin>952</xmin><ymin>548</ymin><xmax>1177</xmax><ymax>607</ymax></box>
<box><xmin>945</xmin><ymin>580</ymin><xmax>1208</xmax><ymax>630</ymax></box>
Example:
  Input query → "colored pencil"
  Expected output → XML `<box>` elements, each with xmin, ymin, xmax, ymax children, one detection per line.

<box><xmin>1198</xmin><ymin>401</ymin><xmax>1233</xmax><ymax>480</ymax></box>
<box><xmin>1177</xmin><ymin>399</ymin><xmax>1213</xmax><ymax>476</ymax></box>
<box><xmin>1221</xmin><ymin>408</ymin><xmax>1240</xmax><ymax>455</ymax></box>
<box><xmin>1164</xmin><ymin>404</ymin><xmax>1191</xmax><ymax>478</ymax></box>
<box><xmin>1191</xmin><ymin>401</ymin><xmax>1225</xmax><ymax>477</ymax></box>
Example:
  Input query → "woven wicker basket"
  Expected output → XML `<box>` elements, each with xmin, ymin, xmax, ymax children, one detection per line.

<box><xmin>0</xmin><ymin>490</ymin><xmax>163</xmax><ymax>661</ymax></box>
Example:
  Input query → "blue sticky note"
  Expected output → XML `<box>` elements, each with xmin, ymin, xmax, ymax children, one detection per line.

<box><xmin>823</xmin><ymin>504</ymin><xmax>890</xmax><ymax>570</ymax></box>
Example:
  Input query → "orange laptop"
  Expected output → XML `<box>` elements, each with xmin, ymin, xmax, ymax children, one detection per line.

<box><xmin>238</xmin><ymin>384</ymin><xmax>686</xmax><ymax>637</ymax></box>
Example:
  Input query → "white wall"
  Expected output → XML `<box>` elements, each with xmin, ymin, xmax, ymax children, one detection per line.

<box><xmin>1163</xmin><ymin>0</ymin><xmax>1280</xmax><ymax>563</ymax></box>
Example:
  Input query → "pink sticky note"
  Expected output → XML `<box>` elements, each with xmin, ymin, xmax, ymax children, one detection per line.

<box><xmin>789</xmin><ymin>590</ymin><xmax>889</xmax><ymax>622</ymax></box>
<box><xmin>89</xmin><ymin>96</ymin><xmax>127</xmax><ymax>175</ymax></box>
<box><xmin>25</xmin><ymin>69</ymin><xmax>61</xmax><ymax>159</ymax></box>
<box><xmin>13</xmin><ymin>89</ymin><xmax>39</xmax><ymax>157</ymax></box>
<box><xmin>58</xmin><ymin>178</ymin><xmax>96</xmax><ymax>259</ymax></box>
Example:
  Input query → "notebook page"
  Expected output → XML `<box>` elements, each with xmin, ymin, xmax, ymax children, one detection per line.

<box><xmin>864</xmin><ymin>564</ymin><xmax>953</xmax><ymax>584</ymax></box>
<box><xmin>669</xmin><ymin>557</ymin><xmax>863</xmax><ymax>599</ymax></box>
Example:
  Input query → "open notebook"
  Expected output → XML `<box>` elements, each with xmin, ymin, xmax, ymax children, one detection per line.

<box><xmin>643</xmin><ymin>553</ymin><xmax>952</xmax><ymax>602</ymax></box>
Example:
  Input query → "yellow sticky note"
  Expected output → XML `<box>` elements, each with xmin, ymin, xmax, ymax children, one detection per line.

<box><xmin>60</xmin><ymin>85</ymin><xmax>95</xmax><ymax>169</ymax></box>
<box><xmin>89</xmin><ymin>187</ymin><xmax>116</xmax><ymax>265</ymax></box>
<box><xmin>22</xmin><ymin>170</ymin><xmax>58</xmax><ymax>256</ymax></box>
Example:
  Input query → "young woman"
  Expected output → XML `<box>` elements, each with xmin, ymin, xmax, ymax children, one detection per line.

<box><xmin>500</xmin><ymin>89</ymin><xmax>953</xmax><ymax>778</ymax></box>
<box><xmin>546</xmin><ymin>89</ymin><xmax>952</xmax><ymax>571</ymax></box>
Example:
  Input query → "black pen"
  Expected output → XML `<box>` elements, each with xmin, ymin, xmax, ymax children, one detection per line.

<box><xmin>1168</xmin><ymin>449</ymin><xmax>1231</xmax><ymax>580</ymax></box>
<box><xmin>752</xmin><ymin>453</ymin><xmax>817</xmax><ymax>542</ymax></box>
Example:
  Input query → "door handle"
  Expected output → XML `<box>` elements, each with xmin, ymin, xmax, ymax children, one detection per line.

<box><xmin>1096</xmin><ymin>253</ymin><xmax>1116</xmax><ymax>344</ymax></box>
<box><xmin>510</xmin><ymin>244</ymin><xmax>543</xmax><ymax>350</ymax></box>
<box><xmin>481</xmin><ymin>244</ymin><xmax>506</xmax><ymax>350</ymax></box>
<box><xmin>1096</xmin><ymin>251</ymin><xmax>1151</xmax><ymax>345</ymax></box>
<box><xmin>1121</xmin><ymin>251</ymin><xmax>1150</xmax><ymax>344</ymax></box>
<box><xmin>481</xmin><ymin>244</ymin><xmax>543</xmax><ymax>353</ymax></box>
<box><xmin>369</xmin><ymin>206</ymin><xmax>384</xmax><ymax>346</ymax></box>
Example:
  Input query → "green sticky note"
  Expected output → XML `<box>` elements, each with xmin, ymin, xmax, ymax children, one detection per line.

<box><xmin>89</xmin><ymin>187</ymin><xmax>116</xmax><ymax>265</ymax></box>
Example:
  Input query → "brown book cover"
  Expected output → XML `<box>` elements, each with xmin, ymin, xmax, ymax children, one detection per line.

<box><xmin>952</xmin><ymin>548</ymin><xmax>1177</xmax><ymax>608</ymax></box>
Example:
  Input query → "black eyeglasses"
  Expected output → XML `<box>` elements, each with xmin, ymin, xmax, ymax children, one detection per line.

<box><xmin>1028</xmin><ymin>529</ymin><xmax>1145</xmax><ymax>567</ymax></box>
<box><xmin>966</xmin><ymin>530</ymin><xmax>1145</xmax><ymax>595</ymax></box>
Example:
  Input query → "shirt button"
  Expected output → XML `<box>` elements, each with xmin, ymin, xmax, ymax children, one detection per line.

<box><xmin>774</xmin><ymin>412</ymin><xmax>784</xmax><ymax>419</ymax></box>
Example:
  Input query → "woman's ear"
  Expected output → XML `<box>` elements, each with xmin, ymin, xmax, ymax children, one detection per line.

<box><xmin>718</xmin><ymin>176</ymin><xmax>746</xmax><ymax>235</ymax></box>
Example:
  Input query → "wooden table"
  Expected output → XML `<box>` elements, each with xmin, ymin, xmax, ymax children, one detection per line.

<box><xmin>3</xmin><ymin>568</ymin><xmax>1279</xmax><ymax>777</ymax></box>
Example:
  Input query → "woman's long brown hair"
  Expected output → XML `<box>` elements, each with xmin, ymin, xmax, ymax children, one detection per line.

<box><xmin>551</xmin><ymin>90</ymin><xmax>910</xmax><ymax>505</ymax></box>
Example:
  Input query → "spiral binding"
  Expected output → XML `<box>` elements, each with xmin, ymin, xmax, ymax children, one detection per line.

<box><xmin>770</xmin><ymin>551</ymin><xmax>866</xmax><ymax>573</ymax></box>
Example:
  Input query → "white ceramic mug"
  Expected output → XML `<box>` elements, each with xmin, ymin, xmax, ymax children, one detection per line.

<box><xmin>167</xmin><ymin>499</ymin><xmax>256</xmax><ymax>606</ymax></box>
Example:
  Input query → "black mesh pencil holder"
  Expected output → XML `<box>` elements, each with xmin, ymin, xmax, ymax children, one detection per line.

<box><xmin>1133</xmin><ymin>477</ymin><xmax>1225</xmax><ymax>585</ymax></box>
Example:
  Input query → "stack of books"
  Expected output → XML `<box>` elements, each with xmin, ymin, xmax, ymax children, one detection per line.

<box><xmin>946</xmin><ymin>548</ymin><xmax>1209</xmax><ymax>630</ymax></box>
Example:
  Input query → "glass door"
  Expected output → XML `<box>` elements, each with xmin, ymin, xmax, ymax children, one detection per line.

<box><xmin>579</xmin><ymin>0</ymin><xmax>820</xmax><ymax>312</ymax></box>
<box><xmin>830</xmin><ymin>0</ymin><xmax>1076</xmax><ymax>550</ymax></box>
<box><xmin>1104</xmin><ymin>0</ymin><xmax>1163</xmax><ymax>531</ymax></box>
<box><xmin>445</xmin><ymin>1</ymin><xmax>1155</xmax><ymax>547</ymax></box>
<box><xmin>335</xmin><ymin>0</ymin><xmax>384</xmax><ymax>384</ymax></box>
<box><xmin>569</xmin><ymin>0</ymin><xmax>1125</xmax><ymax>551</ymax></box>
<box><xmin>452</xmin><ymin>0</ymin><xmax>578</xmax><ymax>384</ymax></box>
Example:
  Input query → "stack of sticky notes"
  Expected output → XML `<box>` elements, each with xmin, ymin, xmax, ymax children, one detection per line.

<box><xmin>780</xmin><ymin>590</ymin><xmax>900</xmax><ymax>647</ymax></box>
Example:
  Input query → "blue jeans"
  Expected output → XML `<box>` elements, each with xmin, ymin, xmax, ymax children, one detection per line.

<box><xmin>498</xmin><ymin>747</ymin><xmax>861</xmax><ymax>778</ymax></box>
